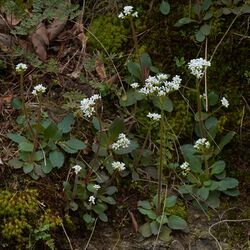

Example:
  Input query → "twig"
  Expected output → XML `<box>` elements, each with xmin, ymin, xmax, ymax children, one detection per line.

<box><xmin>61</xmin><ymin>221</ymin><xmax>74</xmax><ymax>250</ymax></box>
<box><xmin>210</xmin><ymin>13</ymin><xmax>240</xmax><ymax>62</ymax></box>
<box><xmin>208</xmin><ymin>218</ymin><xmax>250</xmax><ymax>250</ymax></box>
<box><xmin>84</xmin><ymin>218</ymin><xmax>98</xmax><ymax>250</ymax></box>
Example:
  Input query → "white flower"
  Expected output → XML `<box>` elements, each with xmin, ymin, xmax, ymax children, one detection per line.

<box><xmin>139</xmin><ymin>73</ymin><xmax>181</xmax><ymax>96</ymax></box>
<box><xmin>147</xmin><ymin>112</ymin><xmax>161</xmax><ymax>121</ymax></box>
<box><xmin>16</xmin><ymin>63</ymin><xmax>27</xmax><ymax>72</ymax></box>
<box><xmin>194</xmin><ymin>138</ymin><xmax>210</xmax><ymax>151</ymax></box>
<box><xmin>80</xmin><ymin>94</ymin><xmax>101</xmax><ymax>118</ymax></box>
<box><xmin>112</xmin><ymin>161</ymin><xmax>126</xmax><ymax>171</ymax></box>
<box><xmin>130</xmin><ymin>82</ymin><xmax>139</xmax><ymax>89</ymax></box>
<box><xmin>180</xmin><ymin>162</ymin><xmax>190</xmax><ymax>170</ymax></box>
<box><xmin>221</xmin><ymin>97</ymin><xmax>229</xmax><ymax>108</ymax></box>
<box><xmin>32</xmin><ymin>84</ymin><xmax>46</xmax><ymax>96</ymax></box>
<box><xmin>118</xmin><ymin>5</ymin><xmax>138</xmax><ymax>19</ymax></box>
<box><xmin>132</xmin><ymin>11</ymin><xmax>138</xmax><ymax>17</ymax></box>
<box><xmin>188</xmin><ymin>58</ymin><xmax>211</xmax><ymax>78</ymax></box>
<box><xmin>111</xmin><ymin>133</ymin><xmax>130</xmax><ymax>151</ymax></box>
<box><xmin>180</xmin><ymin>162</ymin><xmax>191</xmax><ymax>176</ymax></box>
<box><xmin>72</xmin><ymin>165</ymin><xmax>82</xmax><ymax>174</ymax></box>
<box><xmin>89</xmin><ymin>195</ymin><xmax>95</xmax><ymax>205</ymax></box>
<box><xmin>93</xmin><ymin>184</ymin><xmax>101</xmax><ymax>190</ymax></box>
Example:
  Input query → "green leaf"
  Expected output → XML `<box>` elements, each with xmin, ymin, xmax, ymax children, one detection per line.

<box><xmin>195</xmin><ymin>30</ymin><xmax>205</xmax><ymax>42</ymax></box>
<box><xmin>127</xmin><ymin>61</ymin><xmax>141</xmax><ymax>79</ymax></box>
<box><xmin>160</xmin><ymin>0</ymin><xmax>170</xmax><ymax>15</ymax></box>
<box><xmin>200</xmin><ymin>24</ymin><xmax>211</xmax><ymax>36</ymax></box>
<box><xmin>165</xmin><ymin>195</ymin><xmax>177</xmax><ymax>208</ymax></box>
<box><xmin>7</xmin><ymin>133</ymin><xmax>28</xmax><ymax>143</ymax></box>
<box><xmin>33</xmin><ymin>151</ymin><xmax>44</xmax><ymax>161</ymax></box>
<box><xmin>44</xmin><ymin>123</ymin><xmax>62</xmax><ymax>140</ymax></box>
<box><xmin>218</xmin><ymin>178</ymin><xmax>238</xmax><ymax>191</ymax></box>
<box><xmin>41</xmin><ymin>160</ymin><xmax>53</xmax><ymax>174</ymax></box>
<box><xmin>223</xmin><ymin>189</ymin><xmax>240</xmax><ymax>197</ymax></box>
<box><xmin>93</xmin><ymin>203</ymin><xmax>107</xmax><ymax>214</ymax></box>
<box><xmin>168</xmin><ymin>215</ymin><xmax>187</xmax><ymax>230</ymax></box>
<box><xmin>83</xmin><ymin>214</ymin><xmax>95</xmax><ymax>224</ymax></box>
<box><xmin>69</xmin><ymin>201</ymin><xmax>78</xmax><ymax>211</ymax></box>
<box><xmin>19</xmin><ymin>141</ymin><xmax>34</xmax><ymax>152</ymax></box>
<box><xmin>214</xmin><ymin>131</ymin><xmax>236</xmax><ymax>155</ymax></box>
<box><xmin>138</xmin><ymin>200</ymin><xmax>151</xmax><ymax>209</ymax></box>
<box><xmin>98</xmin><ymin>212</ymin><xmax>108</xmax><ymax>222</ymax></box>
<box><xmin>194</xmin><ymin>112</ymin><xmax>209</xmax><ymax>121</ymax></box>
<box><xmin>202</xmin><ymin>0</ymin><xmax>212</xmax><ymax>11</ymax></box>
<box><xmin>174</xmin><ymin>17</ymin><xmax>196</xmax><ymax>27</ymax></box>
<box><xmin>211</xmin><ymin>160</ymin><xmax>225</xmax><ymax>175</ymax></box>
<box><xmin>150</xmin><ymin>221</ymin><xmax>159</xmax><ymax>235</ymax></box>
<box><xmin>140</xmin><ymin>52</ymin><xmax>152</xmax><ymax>67</ymax></box>
<box><xmin>120</xmin><ymin>89</ymin><xmax>143</xmax><ymax>107</ymax></box>
<box><xmin>156</xmin><ymin>214</ymin><xmax>168</xmax><ymax>224</ymax></box>
<box><xmin>57</xmin><ymin>113</ymin><xmax>74</xmax><ymax>133</ymax></box>
<box><xmin>108</xmin><ymin>118</ymin><xmax>125</xmax><ymax>142</ymax></box>
<box><xmin>139</xmin><ymin>222</ymin><xmax>152</xmax><ymax>238</ymax></box>
<box><xmin>203</xmin><ymin>11</ymin><xmax>213</xmax><ymax>20</ymax></box>
<box><xmin>205</xmin><ymin>117</ymin><xmax>218</xmax><ymax>130</ymax></box>
<box><xmin>60</xmin><ymin>138</ymin><xmax>86</xmax><ymax>153</ymax></box>
<box><xmin>152</xmin><ymin>96</ymin><xmax>173</xmax><ymax>112</ymax></box>
<box><xmin>196</xmin><ymin>187</ymin><xmax>209</xmax><ymax>200</ymax></box>
<box><xmin>178</xmin><ymin>184</ymin><xmax>193</xmax><ymax>194</ymax></box>
<box><xmin>159</xmin><ymin>226</ymin><xmax>172</xmax><ymax>242</ymax></box>
<box><xmin>138</xmin><ymin>208</ymin><xmax>157</xmax><ymax>220</ymax></box>
<box><xmin>105</xmin><ymin>186</ymin><xmax>118</xmax><ymax>195</ymax></box>
<box><xmin>23</xmin><ymin>163</ymin><xmax>34</xmax><ymax>174</ymax></box>
<box><xmin>92</xmin><ymin>116</ymin><xmax>101</xmax><ymax>131</ymax></box>
<box><xmin>11</xmin><ymin>97</ymin><xmax>22</xmax><ymax>110</ymax></box>
<box><xmin>9</xmin><ymin>158</ymin><xmax>23</xmax><ymax>169</ymax></box>
<box><xmin>206</xmin><ymin>191</ymin><xmax>220</xmax><ymax>208</ymax></box>
<box><xmin>101</xmin><ymin>196</ymin><xmax>116</xmax><ymax>205</ymax></box>
<box><xmin>49</xmin><ymin>151</ymin><xmax>65</xmax><ymax>168</ymax></box>
<box><xmin>180</xmin><ymin>144</ymin><xmax>202</xmax><ymax>173</ymax></box>
<box><xmin>208</xmin><ymin>91</ymin><xmax>218</xmax><ymax>106</ymax></box>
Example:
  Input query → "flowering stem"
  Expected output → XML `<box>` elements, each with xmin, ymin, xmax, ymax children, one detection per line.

<box><xmin>130</xmin><ymin>19</ymin><xmax>144</xmax><ymax>82</ymax></box>
<box><xmin>196</xmin><ymin>79</ymin><xmax>209</xmax><ymax>178</ymax></box>
<box><xmin>19</xmin><ymin>73</ymin><xmax>36</xmax><ymax>145</ymax></box>
<box><xmin>133</xmin><ymin>128</ymin><xmax>151</xmax><ymax>169</ymax></box>
<box><xmin>157</xmin><ymin>98</ymin><xmax>165</xmax><ymax>215</ymax></box>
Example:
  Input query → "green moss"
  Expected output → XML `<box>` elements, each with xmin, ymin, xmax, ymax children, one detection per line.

<box><xmin>166</xmin><ymin>200</ymin><xmax>187</xmax><ymax>219</ymax></box>
<box><xmin>0</xmin><ymin>189</ymin><xmax>62</xmax><ymax>249</ymax></box>
<box><xmin>88</xmin><ymin>15</ymin><xmax>129</xmax><ymax>53</ymax></box>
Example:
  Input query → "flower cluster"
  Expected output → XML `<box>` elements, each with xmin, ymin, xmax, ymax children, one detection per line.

<box><xmin>139</xmin><ymin>74</ymin><xmax>181</xmax><ymax>96</ymax></box>
<box><xmin>112</xmin><ymin>161</ymin><xmax>126</xmax><ymax>172</ymax></box>
<box><xmin>111</xmin><ymin>133</ymin><xmax>130</xmax><ymax>151</ymax></box>
<box><xmin>32</xmin><ymin>84</ymin><xmax>46</xmax><ymax>96</ymax></box>
<box><xmin>221</xmin><ymin>97</ymin><xmax>229</xmax><ymax>108</ymax></box>
<box><xmin>93</xmin><ymin>184</ymin><xmax>101</xmax><ymax>190</ymax></box>
<box><xmin>188</xmin><ymin>58</ymin><xmax>211</xmax><ymax>79</ymax></box>
<box><xmin>80</xmin><ymin>94</ymin><xmax>101</xmax><ymax>118</ymax></box>
<box><xmin>194</xmin><ymin>138</ymin><xmax>210</xmax><ymax>152</ymax></box>
<box><xmin>118</xmin><ymin>5</ymin><xmax>138</xmax><ymax>19</ymax></box>
<box><xmin>130</xmin><ymin>82</ymin><xmax>139</xmax><ymax>89</ymax></box>
<box><xmin>15</xmin><ymin>63</ymin><xmax>27</xmax><ymax>73</ymax></box>
<box><xmin>180</xmin><ymin>162</ymin><xmax>191</xmax><ymax>176</ymax></box>
<box><xmin>89</xmin><ymin>195</ymin><xmax>95</xmax><ymax>205</ymax></box>
<box><xmin>72</xmin><ymin>165</ymin><xmax>82</xmax><ymax>175</ymax></box>
<box><xmin>147</xmin><ymin>112</ymin><xmax>161</xmax><ymax>121</ymax></box>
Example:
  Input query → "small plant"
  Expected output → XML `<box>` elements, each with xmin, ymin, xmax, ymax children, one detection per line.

<box><xmin>174</xmin><ymin>58</ymin><xmax>239</xmax><ymax>209</ymax></box>
<box><xmin>138</xmin><ymin>193</ymin><xmax>187</xmax><ymax>242</ymax></box>
<box><xmin>7</xmin><ymin>65</ymin><xmax>86</xmax><ymax>179</ymax></box>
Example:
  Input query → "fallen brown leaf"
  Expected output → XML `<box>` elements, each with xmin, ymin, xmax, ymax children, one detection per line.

<box><xmin>30</xmin><ymin>33</ymin><xmax>47</xmax><ymax>61</ymax></box>
<box><xmin>36</xmin><ymin>23</ymin><xmax>49</xmax><ymax>45</ymax></box>
<box><xmin>95</xmin><ymin>58</ymin><xmax>107</xmax><ymax>80</ymax></box>
<box><xmin>47</xmin><ymin>18</ymin><xmax>67</xmax><ymax>42</ymax></box>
